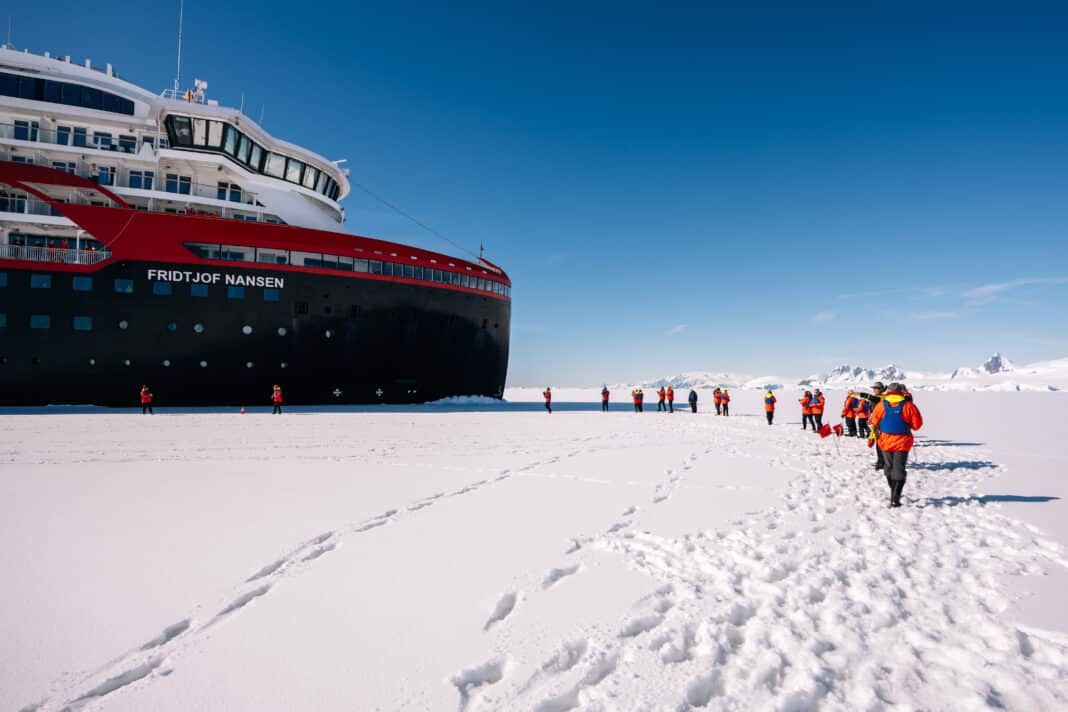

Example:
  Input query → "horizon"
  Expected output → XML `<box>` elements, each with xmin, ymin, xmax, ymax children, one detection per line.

<box><xmin>11</xmin><ymin>2</ymin><xmax>1068</xmax><ymax>384</ymax></box>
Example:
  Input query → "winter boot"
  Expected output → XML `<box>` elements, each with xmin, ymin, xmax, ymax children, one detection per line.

<box><xmin>890</xmin><ymin>480</ymin><xmax>905</xmax><ymax>508</ymax></box>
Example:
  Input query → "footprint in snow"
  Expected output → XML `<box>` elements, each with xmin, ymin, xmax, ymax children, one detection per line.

<box><xmin>484</xmin><ymin>592</ymin><xmax>520</xmax><ymax>631</ymax></box>
<box><xmin>542</xmin><ymin>564</ymin><xmax>583</xmax><ymax>590</ymax></box>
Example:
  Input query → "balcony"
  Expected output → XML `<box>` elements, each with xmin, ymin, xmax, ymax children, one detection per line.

<box><xmin>0</xmin><ymin>244</ymin><xmax>111</xmax><ymax>265</ymax></box>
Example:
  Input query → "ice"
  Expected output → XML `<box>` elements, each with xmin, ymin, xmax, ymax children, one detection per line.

<box><xmin>2</xmin><ymin>391</ymin><xmax>1068</xmax><ymax>710</ymax></box>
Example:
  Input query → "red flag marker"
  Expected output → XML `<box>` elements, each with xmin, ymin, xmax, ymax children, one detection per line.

<box><xmin>833</xmin><ymin>424</ymin><xmax>844</xmax><ymax>437</ymax></box>
<box><xmin>818</xmin><ymin>424</ymin><xmax>832</xmax><ymax>438</ymax></box>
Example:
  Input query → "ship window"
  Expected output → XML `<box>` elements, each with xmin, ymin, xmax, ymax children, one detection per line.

<box><xmin>73</xmin><ymin>316</ymin><xmax>92</xmax><ymax>331</ymax></box>
<box><xmin>114</xmin><ymin>279</ymin><xmax>134</xmax><ymax>293</ymax></box>
<box><xmin>354</xmin><ymin>259</ymin><xmax>369</xmax><ymax>273</ymax></box>
<box><xmin>242</xmin><ymin>325</ymin><xmax>253</xmax><ymax>334</ymax></box>
<box><xmin>31</xmin><ymin>274</ymin><xmax>52</xmax><ymax>289</ymax></box>
<box><xmin>153</xmin><ymin>281</ymin><xmax>173</xmax><ymax>295</ymax></box>
<box><xmin>246</xmin><ymin>362</ymin><xmax>255</xmax><ymax>368</ymax></box>
<box><xmin>118</xmin><ymin>319</ymin><xmax>129</xmax><ymax>329</ymax></box>
<box><xmin>414</xmin><ymin>266</ymin><xmax>424</xmax><ymax>281</ymax></box>
<box><xmin>380</xmin><ymin>262</ymin><xmax>393</xmax><ymax>277</ymax></box>
<box><xmin>14</xmin><ymin>120</ymin><xmax>39</xmax><ymax>141</ymax></box>
<box><xmin>192</xmin><ymin>118</ymin><xmax>207</xmax><ymax>146</ymax></box>
<box><xmin>295</xmin><ymin>301</ymin><xmax>309</xmax><ymax>315</ymax></box>
<box><xmin>200</xmin><ymin>360</ymin><xmax>208</xmax><ymax>367</ymax></box>
<box><xmin>49</xmin><ymin>160</ymin><xmax>72</xmax><ymax>173</ymax></box>
<box><xmin>73</xmin><ymin>127</ymin><xmax>87</xmax><ymax>147</ymax></box>
<box><xmin>165</xmin><ymin>174</ymin><xmax>192</xmax><ymax>195</ymax></box>
<box><xmin>319</xmin><ymin>253</ymin><xmax>338</xmax><ymax>269</ymax></box>
<box><xmin>223</xmin><ymin>125</ymin><xmax>239</xmax><ymax>156</ymax></box>
<box><xmin>207</xmin><ymin>121</ymin><xmax>223</xmax><ymax>148</ymax></box>
<box><xmin>167</xmin><ymin>322</ymin><xmax>177</xmax><ymax>332</ymax></box>
<box><xmin>171</xmin><ymin>116</ymin><xmax>193</xmax><ymax>146</ymax></box>
<box><xmin>73</xmin><ymin>276</ymin><xmax>92</xmax><ymax>292</ymax></box>
<box><xmin>30</xmin><ymin>314</ymin><xmax>50</xmax><ymax>329</ymax></box>
<box><xmin>249</xmin><ymin>143</ymin><xmax>264</xmax><ymax>171</ymax></box>
<box><xmin>191</xmin><ymin>284</ymin><xmax>209</xmax><ymax>297</ymax></box>
<box><xmin>0</xmin><ymin>273</ymin><xmax>6</xmax><ymax>287</ymax></box>
<box><xmin>96</xmin><ymin>166</ymin><xmax>116</xmax><ymax>186</ymax></box>
<box><xmin>56</xmin><ymin>126</ymin><xmax>71</xmax><ymax>145</ymax></box>
<box><xmin>92</xmin><ymin>131</ymin><xmax>113</xmax><ymax>149</ymax></box>
<box><xmin>337</xmin><ymin>255</ymin><xmax>353</xmax><ymax>270</ymax></box>
<box><xmin>256</xmin><ymin>248</ymin><xmax>289</xmax><ymax>265</ymax></box>
<box><xmin>0</xmin><ymin>313</ymin><xmax>5</xmax><ymax>327</ymax></box>
<box><xmin>119</xmin><ymin>135</ymin><xmax>137</xmax><ymax>153</ymax></box>
<box><xmin>193</xmin><ymin>322</ymin><xmax>205</xmax><ymax>333</ymax></box>
<box><xmin>227</xmin><ymin>286</ymin><xmax>245</xmax><ymax>299</ymax></box>
<box><xmin>129</xmin><ymin>170</ymin><xmax>154</xmax><ymax>190</ymax></box>
<box><xmin>237</xmin><ymin>135</ymin><xmax>252</xmax><ymax>164</ymax></box>
<box><xmin>217</xmin><ymin>183</ymin><xmax>242</xmax><ymax>202</ymax></box>
<box><xmin>265</xmin><ymin>153</ymin><xmax>285</xmax><ymax>178</ymax></box>
<box><xmin>185</xmin><ymin>242</ymin><xmax>221</xmax><ymax>259</ymax></box>
<box><xmin>264</xmin><ymin>288</ymin><xmax>280</xmax><ymax>302</ymax></box>
<box><xmin>368</xmin><ymin>260</ymin><xmax>382</xmax><ymax>275</ymax></box>
<box><xmin>60</xmin><ymin>83</ymin><xmax>81</xmax><ymax>105</ymax></box>
<box><xmin>285</xmin><ymin>158</ymin><xmax>303</xmax><ymax>184</ymax></box>
<box><xmin>291</xmin><ymin>251</ymin><xmax>320</xmax><ymax>268</ymax></box>
<box><xmin>302</xmin><ymin>166</ymin><xmax>318</xmax><ymax>189</ymax></box>
<box><xmin>316</xmin><ymin>171</ymin><xmax>327</xmax><ymax>193</ymax></box>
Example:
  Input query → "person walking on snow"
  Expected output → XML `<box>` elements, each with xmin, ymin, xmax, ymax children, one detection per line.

<box><xmin>868</xmin><ymin>382</ymin><xmax>923</xmax><ymax>507</ymax></box>
<box><xmin>657</xmin><ymin>386</ymin><xmax>667</xmax><ymax>412</ymax></box>
<box><xmin>842</xmin><ymin>392</ymin><xmax>859</xmax><ymax>437</ymax></box>
<box><xmin>271</xmin><ymin>384</ymin><xmax>283</xmax><ymax>414</ymax></box>
<box><xmin>713</xmin><ymin>388</ymin><xmax>723</xmax><ymax>415</ymax></box>
<box><xmin>855</xmin><ymin>394</ymin><xmax>872</xmax><ymax>439</ymax></box>
<box><xmin>800</xmin><ymin>390</ymin><xmax>814</xmax><ymax>430</ymax></box>
<box><xmin>865</xmin><ymin>382</ymin><xmax>887</xmax><ymax>470</ymax></box>
<box><xmin>667</xmin><ymin>385</ymin><xmax>675</xmax><ymax>413</ymax></box>
<box><xmin>543</xmin><ymin>387</ymin><xmax>552</xmax><ymax>414</ymax></box>
<box><xmin>720</xmin><ymin>389</ymin><xmax>731</xmax><ymax>416</ymax></box>
<box><xmin>601</xmin><ymin>385</ymin><xmax>610</xmax><ymax>412</ymax></box>
<box><xmin>764</xmin><ymin>390</ymin><xmax>776</xmax><ymax>425</ymax></box>
<box><xmin>140</xmin><ymin>385</ymin><xmax>154</xmax><ymax>415</ymax></box>
<box><xmin>688</xmin><ymin>388</ymin><xmax>698</xmax><ymax>413</ymax></box>
<box><xmin>810</xmin><ymin>389</ymin><xmax>826</xmax><ymax>431</ymax></box>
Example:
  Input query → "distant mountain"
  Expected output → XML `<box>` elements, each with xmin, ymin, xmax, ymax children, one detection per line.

<box><xmin>951</xmin><ymin>352</ymin><xmax>1016</xmax><ymax>379</ymax></box>
<box><xmin>801</xmin><ymin>364</ymin><xmax>907</xmax><ymax>388</ymax></box>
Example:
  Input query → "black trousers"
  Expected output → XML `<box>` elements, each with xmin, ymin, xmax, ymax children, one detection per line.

<box><xmin>545</xmin><ymin>401</ymin><xmax>551</xmax><ymax>413</ymax></box>
<box><xmin>875</xmin><ymin>444</ymin><xmax>885</xmax><ymax>469</ymax></box>
<box><xmin>766</xmin><ymin>411</ymin><xmax>774</xmax><ymax>425</ymax></box>
<box><xmin>602</xmin><ymin>401</ymin><xmax>609</xmax><ymax>412</ymax></box>
<box><xmin>668</xmin><ymin>401</ymin><xmax>673</xmax><ymax>412</ymax></box>
<box><xmin>690</xmin><ymin>402</ymin><xmax>697</xmax><ymax>413</ymax></box>
<box><xmin>857</xmin><ymin>419</ymin><xmax>870</xmax><ymax>438</ymax></box>
<box><xmin>722</xmin><ymin>403</ymin><xmax>729</xmax><ymax>416</ymax></box>
<box><xmin>813</xmin><ymin>413</ymin><xmax>823</xmax><ymax>429</ymax></box>
<box><xmin>142</xmin><ymin>404</ymin><xmax>153</xmax><ymax>414</ymax></box>
<box><xmin>272</xmin><ymin>404</ymin><xmax>282</xmax><ymax>414</ymax></box>
<box><xmin>802</xmin><ymin>413</ymin><xmax>814</xmax><ymax>429</ymax></box>
<box><xmin>884</xmin><ymin>450</ymin><xmax>908</xmax><ymax>481</ymax></box>
<box><xmin>845</xmin><ymin>416</ymin><xmax>857</xmax><ymax>436</ymax></box>
<box><xmin>638</xmin><ymin>402</ymin><xmax>643</xmax><ymax>412</ymax></box>
<box><xmin>658</xmin><ymin>399</ymin><xmax>665</xmax><ymax>411</ymax></box>
<box><xmin>715</xmin><ymin>404</ymin><xmax>721</xmax><ymax>415</ymax></box>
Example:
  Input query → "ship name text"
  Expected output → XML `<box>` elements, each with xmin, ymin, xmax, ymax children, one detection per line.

<box><xmin>147</xmin><ymin>269</ymin><xmax>285</xmax><ymax>289</ymax></box>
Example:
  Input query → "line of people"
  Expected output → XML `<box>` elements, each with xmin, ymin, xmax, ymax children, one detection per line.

<box><xmin>137</xmin><ymin>384</ymin><xmax>285</xmax><ymax>414</ymax></box>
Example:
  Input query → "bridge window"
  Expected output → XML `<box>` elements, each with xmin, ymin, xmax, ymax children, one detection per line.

<box><xmin>192</xmin><ymin>118</ymin><xmax>207</xmax><ymax>146</ymax></box>
<box><xmin>265</xmin><ymin>152</ymin><xmax>285</xmax><ymax>178</ymax></box>
<box><xmin>171</xmin><ymin>116</ymin><xmax>193</xmax><ymax>145</ymax></box>
<box><xmin>165</xmin><ymin>174</ymin><xmax>191</xmax><ymax>195</ymax></box>
<box><xmin>285</xmin><ymin>158</ymin><xmax>302</xmax><ymax>183</ymax></box>
<box><xmin>223</xmin><ymin>125</ymin><xmax>238</xmax><ymax>156</ymax></box>
<box><xmin>73</xmin><ymin>128</ymin><xmax>87</xmax><ymax>147</ymax></box>
<box><xmin>31</xmin><ymin>274</ymin><xmax>51</xmax><ymax>289</ymax></box>
<box><xmin>129</xmin><ymin>170</ymin><xmax>154</xmax><ymax>190</ymax></box>
<box><xmin>207</xmin><ymin>120</ymin><xmax>223</xmax><ymax>148</ymax></box>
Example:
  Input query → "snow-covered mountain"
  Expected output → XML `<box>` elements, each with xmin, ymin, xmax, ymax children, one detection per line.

<box><xmin>801</xmin><ymin>364</ymin><xmax>907</xmax><ymax>388</ymax></box>
<box><xmin>952</xmin><ymin>352</ymin><xmax>1015</xmax><ymax>379</ymax></box>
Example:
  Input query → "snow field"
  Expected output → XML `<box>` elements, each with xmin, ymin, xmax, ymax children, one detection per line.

<box><xmin>2</xmin><ymin>394</ymin><xmax>1067</xmax><ymax>710</ymax></box>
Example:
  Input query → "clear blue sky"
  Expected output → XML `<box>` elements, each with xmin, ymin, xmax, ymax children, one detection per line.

<box><xmin>14</xmin><ymin>2</ymin><xmax>1068</xmax><ymax>384</ymax></box>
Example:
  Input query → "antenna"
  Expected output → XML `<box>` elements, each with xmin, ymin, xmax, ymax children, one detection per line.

<box><xmin>258</xmin><ymin>104</ymin><xmax>265</xmax><ymax>126</ymax></box>
<box><xmin>173</xmin><ymin>0</ymin><xmax>184</xmax><ymax>95</ymax></box>
<box><xmin>239</xmin><ymin>92</ymin><xmax>245</xmax><ymax>114</ymax></box>
<box><xmin>6</xmin><ymin>16</ymin><xmax>12</xmax><ymax>48</ymax></box>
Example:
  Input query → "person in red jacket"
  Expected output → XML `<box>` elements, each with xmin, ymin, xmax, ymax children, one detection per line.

<box><xmin>841</xmin><ymin>392</ymin><xmax>858</xmax><ymax>437</ymax></box>
<box><xmin>720</xmin><ymin>389</ymin><xmax>731</xmax><ymax>416</ymax></box>
<box><xmin>868</xmin><ymin>383</ymin><xmax>924</xmax><ymax>507</ymax></box>
<box><xmin>810</xmin><ymin>389</ymin><xmax>826</xmax><ymax>430</ymax></box>
<box><xmin>601</xmin><ymin>386</ymin><xmax>610</xmax><ymax>412</ymax></box>
<box><xmin>657</xmin><ymin>386</ymin><xmax>667</xmax><ymax>412</ymax></box>
<box><xmin>271</xmin><ymin>384</ymin><xmax>283</xmax><ymax>414</ymax></box>
<box><xmin>140</xmin><ymin>385</ymin><xmax>154</xmax><ymax>415</ymax></box>
<box><xmin>764</xmin><ymin>390</ymin><xmax>776</xmax><ymax>425</ymax></box>
<box><xmin>713</xmin><ymin>388</ymin><xmax>723</xmax><ymax>415</ymax></box>
<box><xmin>666</xmin><ymin>385</ymin><xmax>675</xmax><ymax>413</ymax></box>
<box><xmin>799</xmin><ymin>391</ymin><xmax>813</xmax><ymax>430</ymax></box>
<box><xmin>855</xmin><ymin>395</ymin><xmax>872</xmax><ymax>439</ymax></box>
<box><xmin>543</xmin><ymin>387</ymin><xmax>552</xmax><ymax>414</ymax></box>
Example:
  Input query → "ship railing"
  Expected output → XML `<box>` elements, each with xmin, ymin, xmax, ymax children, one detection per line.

<box><xmin>0</xmin><ymin>195</ymin><xmax>67</xmax><ymax>217</ymax></box>
<box><xmin>0</xmin><ymin>122</ymin><xmax>149</xmax><ymax>156</ymax></box>
<box><xmin>0</xmin><ymin>244</ymin><xmax>111</xmax><ymax>265</ymax></box>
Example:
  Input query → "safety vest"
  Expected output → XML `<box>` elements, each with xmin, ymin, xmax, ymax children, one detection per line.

<box><xmin>764</xmin><ymin>396</ymin><xmax>776</xmax><ymax>409</ymax></box>
<box><xmin>879</xmin><ymin>398</ymin><xmax>910</xmax><ymax>434</ymax></box>
<box><xmin>721</xmin><ymin>392</ymin><xmax>730</xmax><ymax>402</ymax></box>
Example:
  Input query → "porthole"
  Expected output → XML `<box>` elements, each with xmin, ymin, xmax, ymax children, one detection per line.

<box><xmin>88</xmin><ymin>358</ymin><xmax>96</xmax><ymax>365</ymax></box>
<box><xmin>324</xmin><ymin>329</ymin><xmax>333</xmax><ymax>338</ymax></box>
<box><xmin>199</xmin><ymin>360</ymin><xmax>208</xmax><ymax>368</ymax></box>
<box><xmin>123</xmin><ymin>359</ymin><xmax>131</xmax><ymax>366</ymax></box>
<box><xmin>246</xmin><ymin>361</ymin><xmax>254</xmax><ymax>368</ymax></box>
<box><xmin>118</xmin><ymin>319</ymin><xmax>129</xmax><ymax>330</ymax></box>
<box><xmin>277</xmin><ymin>327</ymin><xmax>287</xmax><ymax>336</ymax></box>
<box><xmin>242</xmin><ymin>325</ymin><xmax>253</xmax><ymax>335</ymax></box>
<box><xmin>280</xmin><ymin>361</ymin><xmax>288</xmax><ymax>369</ymax></box>
<box><xmin>167</xmin><ymin>322</ymin><xmax>177</xmax><ymax>332</ymax></box>
<box><xmin>193</xmin><ymin>323</ymin><xmax>204</xmax><ymax>333</ymax></box>
<box><xmin>162</xmin><ymin>360</ymin><xmax>171</xmax><ymax>367</ymax></box>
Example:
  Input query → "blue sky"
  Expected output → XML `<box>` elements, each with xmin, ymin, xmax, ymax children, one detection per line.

<box><xmin>14</xmin><ymin>2</ymin><xmax>1068</xmax><ymax>384</ymax></box>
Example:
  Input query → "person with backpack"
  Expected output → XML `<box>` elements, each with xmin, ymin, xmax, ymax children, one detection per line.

<box><xmin>720</xmin><ymin>389</ymin><xmax>731</xmax><ymax>416</ymax></box>
<box><xmin>855</xmin><ymin>394</ymin><xmax>872</xmax><ymax>439</ymax></box>
<box><xmin>868</xmin><ymin>383</ymin><xmax>924</xmax><ymax>507</ymax></box>
<box><xmin>764</xmin><ymin>390</ymin><xmax>776</xmax><ymax>425</ymax></box>
<box><xmin>601</xmin><ymin>385</ymin><xmax>610</xmax><ymax>412</ymax></box>
<box><xmin>810</xmin><ymin>389</ymin><xmax>826</xmax><ymax>430</ymax></box>
<box><xmin>688</xmin><ymin>388</ymin><xmax>698</xmax><ymax>413</ymax></box>
<box><xmin>799</xmin><ymin>390</ymin><xmax>814</xmax><ymax>430</ymax></box>
<box><xmin>865</xmin><ymin>382</ymin><xmax>887</xmax><ymax>469</ymax></box>
<box><xmin>841</xmin><ymin>392</ymin><xmax>859</xmax><ymax>437</ymax></box>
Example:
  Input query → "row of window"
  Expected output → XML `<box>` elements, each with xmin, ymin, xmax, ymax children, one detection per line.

<box><xmin>12</xmin><ymin>120</ymin><xmax>168</xmax><ymax>152</ymax></box>
<box><xmin>0</xmin><ymin>354</ymin><xmax>292</xmax><ymax>370</ymax></box>
<box><xmin>164</xmin><ymin>115</ymin><xmax>341</xmax><ymax>201</ymax></box>
<box><xmin>14</xmin><ymin>272</ymin><xmax>279</xmax><ymax>301</ymax></box>
<box><xmin>0</xmin><ymin>313</ymin><xmax>92</xmax><ymax>330</ymax></box>
<box><xmin>1</xmin><ymin>71</ymin><xmax>136</xmax><ymax>115</ymax></box>
<box><xmin>184</xmin><ymin>243</ymin><xmax>511</xmax><ymax>297</ymax></box>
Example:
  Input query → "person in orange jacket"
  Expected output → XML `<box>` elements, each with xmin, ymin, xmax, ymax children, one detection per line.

<box><xmin>601</xmin><ymin>385</ymin><xmax>610</xmax><ymax>413</ymax></box>
<box><xmin>810</xmin><ymin>389</ymin><xmax>826</xmax><ymax>430</ymax></box>
<box><xmin>841</xmin><ymin>392</ymin><xmax>859</xmax><ymax>437</ymax></box>
<box><xmin>666</xmin><ymin>385</ymin><xmax>675</xmax><ymax>413</ymax></box>
<box><xmin>855</xmin><ymin>395</ymin><xmax>872</xmax><ymax>439</ymax></box>
<box><xmin>799</xmin><ymin>390</ymin><xmax>813</xmax><ymax>430</ymax></box>
<box><xmin>720</xmin><ymin>388</ymin><xmax>731</xmax><ymax>416</ymax></box>
<box><xmin>140</xmin><ymin>385</ymin><xmax>154</xmax><ymax>415</ymax></box>
<box><xmin>764</xmin><ymin>390</ymin><xmax>776</xmax><ymax>425</ymax></box>
<box><xmin>657</xmin><ymin>386</ymin><xmax>667</xmax><ymax>412</ymax></box>
<box><xmin>543</xmin><ymin>386</ymin><xmax>552</xmax><ymax>414</ymax></box>
<box><xmin>868</xmin><ymin>382</ymin><xmax>924</xmax><ymax>507</ymax></box>
<box><xmin>713</xmin><ymin>388</ymin><xmax>723</xmax><ymax>415</ymax></box>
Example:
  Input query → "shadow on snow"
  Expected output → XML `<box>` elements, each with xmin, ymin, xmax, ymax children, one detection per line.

<box><xmin>923</xmin><ymin>495</ymin><xmax>1061</xmax><ymax>507</ymax></box>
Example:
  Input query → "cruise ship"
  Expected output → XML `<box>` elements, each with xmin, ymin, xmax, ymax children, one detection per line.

<box><xmin>0</xmin><ymin>45</ymin><xmax>511</xmax><ymax>406</ymax></box>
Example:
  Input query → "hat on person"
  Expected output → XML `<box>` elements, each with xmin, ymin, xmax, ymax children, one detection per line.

<box><xmin>872</xmin><ymin>381</ymin><xmax>885</xmax><ymax>390</ymax></box>
<box><xmin>888</xmin><ymin>382</ymin><xmax>904</xmax><ymax>392</ymax></box>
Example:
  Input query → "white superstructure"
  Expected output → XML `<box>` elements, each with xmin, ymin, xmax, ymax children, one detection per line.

<box><xmin>0</xmin><ymin>44</ymin><xmax>350</xmax><ymax>238</ymax></box>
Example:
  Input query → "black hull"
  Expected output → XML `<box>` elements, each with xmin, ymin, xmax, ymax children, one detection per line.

<box><xmin>0</xmin><ymin>261</ymin><xmax>510</xmax><ymax>406</ymax></box>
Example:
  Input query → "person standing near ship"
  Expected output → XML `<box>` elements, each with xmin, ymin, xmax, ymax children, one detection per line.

<box><xmin>666</xmin><ymin>385</ymin><xmax>675</xmax><ymax>413</ymax></box>
<box><xmin>543</xmin><ymin>387</ymin><xmax>552</xmax><ymax>414</ymax></box>
<box><xmin>764</xmin><ymin>390</ymin><xmax>776</xmax><ymax>425</ymax></box>
<box><xmin>271</xmin><ymin>385</ymin><xmax>284</xmax><ymax>415</ymax></box>
<box><xmin>713</xmin><ymin>388</ymin><xmax>723</xmax><ymax>415</ymax></box>
<box><xmin>140</xmin><ymin>385</ymin><xmax>154</xmax><ymax>415</ymax></box>
<box><xmin>688</xmin><ymin>388</ymin><xmax>698</xmax><ymax>413</ymax></box>
<box><xmin>601</xmin><ymin>385</ymin><xmax>610</xmax><ymax>412</ymax></box>
<box><xmin>657</xmin><ymin>386</ymin><xmax>667</xmax><ymax>412</ymax></box>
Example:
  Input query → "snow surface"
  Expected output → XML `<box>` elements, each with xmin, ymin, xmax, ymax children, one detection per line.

<box><xmin>3</xmin><ymin>393</ymin><xmax>1068</xmax><ymax>710</ymax></box>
